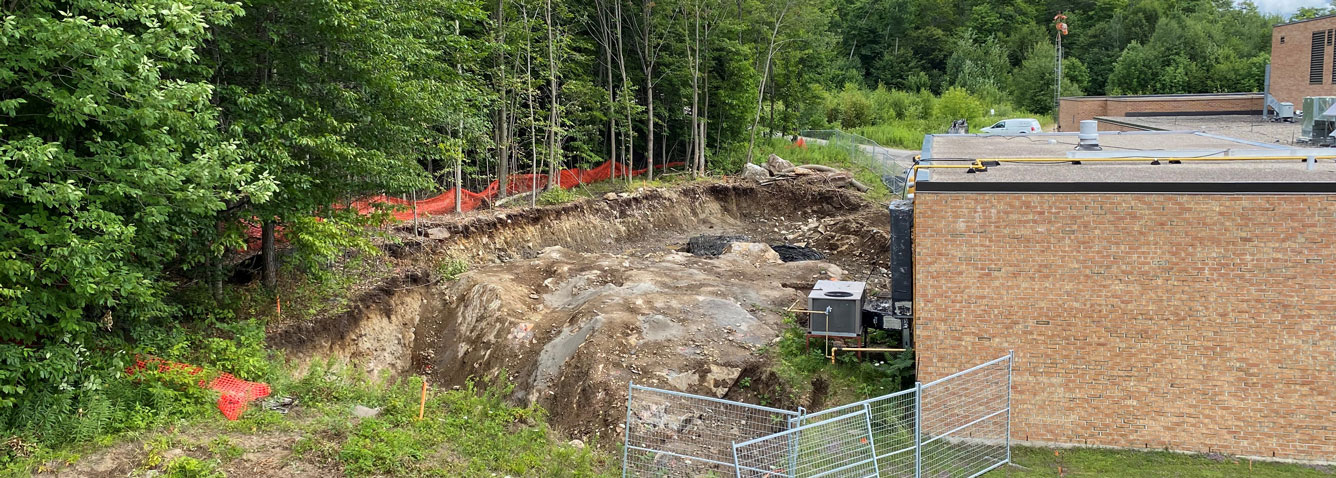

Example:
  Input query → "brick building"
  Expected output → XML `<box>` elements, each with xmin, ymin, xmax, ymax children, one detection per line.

<box><xmin>1057</xmin><ymin>93</ymin><xmax>1263</xmax><ymax>132</ymax></box>
<box><xmin>912</xmin><ymin>131</ymin><xmax>1336</xmax><ymax>462</ymax></box>
<box><xmin>1271</xmin><ymin>14</ymin><xmax>1336</xmax><ymax>108</ymax></box>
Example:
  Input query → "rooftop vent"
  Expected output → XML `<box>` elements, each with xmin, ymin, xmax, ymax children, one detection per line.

<box><xmin>1075</xmin><ymin>120</ymin><xmax>1102</xmax><ymax>151</ymax></box>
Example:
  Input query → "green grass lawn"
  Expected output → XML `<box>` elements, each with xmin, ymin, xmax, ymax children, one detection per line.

<box><xmin>988</xmin><ymin>446</ymin><xmax>1334</xmax><ymax>477</ymax></box>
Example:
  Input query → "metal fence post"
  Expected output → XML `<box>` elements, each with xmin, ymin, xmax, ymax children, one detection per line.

<box><xmin>913</xmin><ymin>381</ymin><xmax>922</xmax><ymax>478</ymax></box>
<box><xmin>790</xmin><ymin>407</ymin><xmax>804</xmax><ymax>478</ymax></box>
<box><xmin>1006</xmin><ymin>351</ymin><xmax>1014</xmax><ymax>465</ymax></box>
<box><xmin>733</xmin><ymin>445</ymin><xmax>744</xmax><ymax>478</ymax></box>
<box><xmin>863</xmin><ymin>403</ymin><xmax>881</xmax><ymax>476</ymax></box>
<box><xmin>622</xmin><ymin>382</ymin><xmax>634</xmax><ymax>478</ymax></box>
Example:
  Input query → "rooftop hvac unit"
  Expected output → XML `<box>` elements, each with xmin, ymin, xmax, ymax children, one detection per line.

<box><xmin>808</xmin><ymin>280</ymin><xmax>865</xmax><ymax>338</ymax></box>
<box><xmin>1300</xmin><ymin>96</ymin><xmax>1336</xmax><ymax>146</ymax></box>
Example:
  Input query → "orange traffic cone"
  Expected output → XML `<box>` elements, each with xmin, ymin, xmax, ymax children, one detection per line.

<box><xmin>795</xmin><ymin>137</ymin><xmax>806</xmax><ymax>147</ymax></box>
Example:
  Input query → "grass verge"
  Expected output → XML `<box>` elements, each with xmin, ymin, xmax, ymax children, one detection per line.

<box><xmin>990</xmin><ymin>446</ymin><xmax>1334</xmax><ymax>477</ymax></box>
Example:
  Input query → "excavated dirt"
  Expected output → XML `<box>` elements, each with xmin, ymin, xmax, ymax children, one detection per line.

<box><xmin>270</xmin><ymin>181</ymin><xmax>890</xmax><ymax>440</ymax></box>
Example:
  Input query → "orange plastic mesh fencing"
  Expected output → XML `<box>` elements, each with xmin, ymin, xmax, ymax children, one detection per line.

<box><xmin>245</xmin><ymin>160</ymin><xmax>685</xmax><ymax>249</ymax></box>
<box><xmin>126</xmin><ymin>356</ymin><xmax>272</xmax><ymax>421</ymax></box>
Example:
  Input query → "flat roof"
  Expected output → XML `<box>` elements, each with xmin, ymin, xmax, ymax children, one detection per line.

<box><xmin>1275</xmin><ymin>13</ymin><xmax>1336</xmax><ymax>28</ymax></box>
<box><xmin>1059</xmin><ymin>93</ymin><xmax>1262</xmax><ymax>102</ymax></box>
<box><xmin>1098</xmin><ymin>115</ymin><xmax>1301</xmax><ymax>146</ymax></box>
<box><xmin>925</xmin><ymin>131</ymin><xmax>1274</xmax><ymax>161</ymax></box>
<box><xmin>919</xmin><ymin>131</ymin><xmax>1336</xmax><ymax>188</ymax></box>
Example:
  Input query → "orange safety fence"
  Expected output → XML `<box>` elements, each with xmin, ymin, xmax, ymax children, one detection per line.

<box><xmin>245</xmin><ymin>159</ymin><xmax>685</xmax><ymax>249</ymax></box>
<box><xmin>351</xmin><ymin>159</ymin><xmax>685</xmax><ymax>221</ymax></box>
<box><xmin>126</xmin><ymin>357</ymin><xmax>272</xmax><ymax>421</ymax></box>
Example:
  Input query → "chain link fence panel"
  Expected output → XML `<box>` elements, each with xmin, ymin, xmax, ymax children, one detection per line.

<box><xmin>919</xmin><ymin>355</ymin><xmax>1013</xmax><ymax>478</ymax></box>
<box><xmin>623</xmin><ymin>383</ymin><xmax>801</xmax><ymax>477</ymax></box>
<box><xmin>734</xmin><ymin>407</ymin><xmax>880</xmax><ymax>478</ymax></box>
<box><xmin>799</xmin><ymin>129</ymin><xmax>914</xmax><ymax>196</ymax></box>
<box><xmin>621</xmin><ymin>353</ymin><xmax>1013</xmax><ymax>478</ymax></box>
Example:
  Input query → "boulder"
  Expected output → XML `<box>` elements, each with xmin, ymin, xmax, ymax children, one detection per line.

<box><xmin>719</xmin><ymin>242</ymin><xmax>782</xmax><ymax>264</ymax></box>
<box><xmin>742</xmin><ymin>162</ymin><xmax>769</xmax><ymax>181</ymax></box>
<box><xmin>765</xmin><ymin>154</ymin><xmax>795</xmax><ymax>174</ymax></box>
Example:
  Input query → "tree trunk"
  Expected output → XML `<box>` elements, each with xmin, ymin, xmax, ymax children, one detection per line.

<box><xmin>691</xmin><ymin>3</ymin><xmax>703</xmax><ymax>175</ymax></box>
<box><xmin>745</xmin><ymin>3</ymin><xmax>789</xmax><ymax>164</ymax></box>
<box><xmin>496</xmin><ymin>0</ymin><xmax>510</xmax><ymax>198</ymax></box>
<box><xmin>645</xmin><ymin>89</ymin><xmax>654</xmax><ymax>180</ymax></box>
<box><xmin>212</xmin><ymin>221</ymin><xmax>226</xmax><ymax>302</ymax></box>
<box><xmin>613</xmin><ymin>0</ymin><xmax>633</xmax><ymax>182</ymax></box>
<box><xmin>603</xmin><ymin>3</ymin><xmax>616</xmax><ymax>179</ymax></box>
<box><xmin>525</xmin><ymin>4</ymin><xmax>539</xmax><ymax>206</ymax></box>
<box><xmin>545</xmin><ymin>0</ymin><xmax>560</xmax><ymax>190</ymax></box>
<box><xmin>455</xmin><ymin>20</ymin><xmax>464</xmax><ymax>213</ymax></box>
<box><xmin>261</xmin><ymin>219</ymin><xmax>277</xmax><ymax>289</ymax></box>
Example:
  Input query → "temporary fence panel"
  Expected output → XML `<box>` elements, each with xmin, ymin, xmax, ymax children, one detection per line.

<box><xmin>734</xmin><ymin>408</ymin><xmax>880</xmax><ymax>478</ymax></box>
<box><xmin>792</xmin><ymin>387</ymin><xmax>918</xmax><ymax>477</ymax></box>
<box><xmin>623</xmin><ymin>382</ymin><xmax>802</xmax><ymax>478</ymax></box>
<box><xmin>622</xmin><ymin>353</ymin><xmax>1013</xmax><ymax>478</ymax></box>
<box><xmin>918</xmin><ymin>354</ymin><xmax>1013</xmax><ymax>478</ymax></box>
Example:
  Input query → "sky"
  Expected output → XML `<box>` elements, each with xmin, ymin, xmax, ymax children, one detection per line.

<box><xmin>1249</xmin><ymin>0</ymin><xmax>1330</xmax><ymax>16</ymax></box>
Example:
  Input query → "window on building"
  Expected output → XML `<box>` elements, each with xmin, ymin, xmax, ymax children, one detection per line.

<box><xmin>1281</xmin><ymin>36</ymin><xmax>1287</xmax><ymax>44</ymax></box>
<box><xmin>1313</xmin><ymin>31</ymin><xmax>1327</xmax><ymax>85</ymax></box>
<box><xmin>1328</xmin><ymin>29</ymin><xmax>1333</xmax><ymax>45</ymax></box>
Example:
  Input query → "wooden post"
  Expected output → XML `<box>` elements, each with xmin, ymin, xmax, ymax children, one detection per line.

<box><xmin>417</xmin><ymin>380</ymin><xmax>428</xmax><ymax>421</ymax></box>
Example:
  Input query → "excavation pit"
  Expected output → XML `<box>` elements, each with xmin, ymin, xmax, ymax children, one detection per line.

<box><xmin>270</xmin><ymin>182</ymin><xmax>891</xmax><ymax>439</ymax></box>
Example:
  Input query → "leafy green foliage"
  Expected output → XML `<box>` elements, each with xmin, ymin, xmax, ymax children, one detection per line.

<box><xmin>435</xmin><ymin>258</ymin><xmax>470</xmax><ymax>282</ymax></box>
<box><xmin>0</xmin><ymin>320</ymin><xmax>275</xmax><ymax>475</ymax></box>
<box><xmin>164</xmin><ymin>456</ymin><xmax>226</xmax><ymax>478</ymax></box>
<box><xmin>537</xmin><ymin>187</ymin><xmax>580</xmax><ymax>206</ymax></box>
<box><xmin>770</xmin><ymin>316</ymin><xmax>914</xmax><ymax>399</ymax></box>
<box><xmin>1010</xmin><ymin>40</ymin><xmax>1086</xmax><ymax>114</ymax></box>
<box><xmin>0</xmin><ymin>0</ymin><xmax>274</xmax><ymax>409</ymax></box>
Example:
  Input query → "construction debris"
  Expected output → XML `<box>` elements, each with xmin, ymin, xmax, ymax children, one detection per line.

<box><xmin>750</xmin><ymin>154</ymin><xmax>871</xmax><ymax>193</ymax></box>
<box><xmin>686</xmin><ymin>235</ymin><xmax>751</xmax><ymax>256</ymax></box>
<box><xmin>771</xmin><ymin>244</ymin><xmax>824</xmax><ymax>262</ymax></box>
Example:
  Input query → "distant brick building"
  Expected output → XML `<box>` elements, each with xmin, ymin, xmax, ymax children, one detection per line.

<box><xmin>913</xmin><ymin>132</ymin><xmax>1336</xmax><ymax>462</ymax></box>
<box><xmin>1057</xmin><ymin>94</ymin><xmax>1263</xmax><ymax>132</ymax></box>
<box><xmin>1271</xmin><ymin>14</ymin><xmax>1336</xmax><ymax>109</ymax></box>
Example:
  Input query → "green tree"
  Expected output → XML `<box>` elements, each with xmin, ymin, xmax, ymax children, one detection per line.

<box><xmin>210</xmin><ymin>0</ymin><xmax>487</xmax><ymax>284</ymax></box>
<box><xmin>0</xmin><ymin>0</ymin><xmax>272</xmax><ymax>406</ymax></box>
<box><xmin>1010</xmin><ymin>40</ymin><xmax>1083</xmax><ymax>114</ymax></box>
<box><xmin>944</xmin><ymin>30</ymin><xmax>1012</xmax><ymax>94</ymax></box>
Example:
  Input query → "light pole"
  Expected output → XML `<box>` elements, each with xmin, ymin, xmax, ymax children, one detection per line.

<box><xmin>1054</xmin><ymin>13</ymin><xmax>1068</xmax><ymax>130</ymax></box>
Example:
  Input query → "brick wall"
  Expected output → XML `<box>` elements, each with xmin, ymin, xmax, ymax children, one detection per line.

<box><xmin>914</xmin><ymin>193</ymin><xmax>1336</xmax><ymax>461</ymax></box>
<box><xmin>1272</xmin><ymin>16</ymin><xmax>1336</xmax><ymax>108</ymax></box>
<box><xmin>1057</xmin><ymin>95</ymin><xmax>1263</xmax><ymax>132</ymax></box>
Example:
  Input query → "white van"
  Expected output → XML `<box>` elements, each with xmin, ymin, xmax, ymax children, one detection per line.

<box><xmin>979</xmin><ymin>118</ymin><xmax>1042</xmax><ymax>134</ymax></box>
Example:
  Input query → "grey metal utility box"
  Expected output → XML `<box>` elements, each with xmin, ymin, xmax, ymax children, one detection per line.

<box><xmin>808</xmin><ymin>280</ymin><xmax>866</xmax><ymax>338</ymax></box>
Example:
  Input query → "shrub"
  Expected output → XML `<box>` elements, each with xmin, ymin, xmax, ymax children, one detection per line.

<box><xmin>936</xmin><ymin>87</ymin><xmax>986</xmax><ymax>125</ymax></box>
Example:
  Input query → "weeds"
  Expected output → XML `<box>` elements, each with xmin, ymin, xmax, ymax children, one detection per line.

<box><xmin>287</xmin><ymin>369</ymin><xmax>612</xmax><ymax>477</ymax></box>
<box><xmin>163</xmin><ymin>456</ymin><xmax>225</xmax><ymax>478</ymax></box>
<box><xmin>771</xmin><ymin>315</ymin><xmax>914</xmax><ymax>402</ymax></box>
<box><xmin>435</xmin><ymin>257</ymin><xmax>470</xmax><ymax>281</ymax></box>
